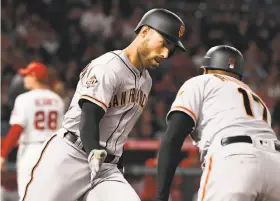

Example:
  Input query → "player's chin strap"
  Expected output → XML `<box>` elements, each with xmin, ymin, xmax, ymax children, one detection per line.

<box><xmin>88</xmin><ymin>149</ymin><xmax>107</xmax><ymax>181</ymax></box>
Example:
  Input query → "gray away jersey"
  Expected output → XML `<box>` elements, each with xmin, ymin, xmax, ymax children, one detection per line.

<box><xmin>62</xmin><ymin>50</ymin><xmax>152</xmax><ymax>156</ymax></box>
<box><xmin>167</xmin><ymin>74</ymin><xmax>276</xmax><ymax>161</ymax></box>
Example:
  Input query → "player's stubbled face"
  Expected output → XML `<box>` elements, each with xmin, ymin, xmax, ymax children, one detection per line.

<box><xmin>23</xmin><ymin>75</ymin><xmax>35</xmax><ymax>89</ymax></box>
<box><xmin>137</xmin><ymin>29</ymin><xmax>175</xmax><ymax>69</ymax></box>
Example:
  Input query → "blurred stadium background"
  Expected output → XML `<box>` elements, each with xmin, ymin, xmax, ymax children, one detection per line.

<box><xmin>1</xmin><ymin>0</ymin><xmax>280</xmax><ymax>200</ymax></box>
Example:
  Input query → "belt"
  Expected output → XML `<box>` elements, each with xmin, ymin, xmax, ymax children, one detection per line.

<box><xmin>221</xmin><ymin>135</ymin><xmax>280</xmax><ymax>152</ymax></box>
<box><xmin>63</xmin><ymin>131</ymin><xmax>118</xmax><ymax>163</ymax></box>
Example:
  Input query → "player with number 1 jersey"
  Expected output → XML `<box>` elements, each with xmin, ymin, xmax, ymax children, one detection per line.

<box><xmin>156</xmin><ymin>46</ymin><xmax>280</xmax><ymax>201</ymax></box>
<box><xmin>0</xmin><ymin>62</ymin><xmax>65</xmax><ymax>199</ymax></box>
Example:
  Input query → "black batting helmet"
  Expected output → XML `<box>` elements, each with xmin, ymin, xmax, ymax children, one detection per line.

<box><xmin>201</xmin><ymin>45</ymin><xmax>244</xmax><ymax>77</ymax></box>
<box><xmin>134</xmin><ymin>8</ymin><xmax>186</xmax><ymax>53</ymax></box>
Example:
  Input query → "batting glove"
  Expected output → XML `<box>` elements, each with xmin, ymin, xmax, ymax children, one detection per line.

<box><xmin>88</xmin><ymin>149</ymin><xmax>107</xmax><ymax>181</ymax></box>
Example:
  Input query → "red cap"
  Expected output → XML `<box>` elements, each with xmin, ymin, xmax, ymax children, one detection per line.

<box><xmin>18</xmin><ymin>62</ymin><xmax>48</xmax><ymax>80</ymax></box>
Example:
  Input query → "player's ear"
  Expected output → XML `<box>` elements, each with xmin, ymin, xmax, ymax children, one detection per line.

<box><xmin>199</xmin><ymin>67</ymin><xmax>207</xmax><ymax>75</ymax></box>
<box><xmin>139</xmin><ymin>26</ymin><xmax>151</xmax><ymax>38</ymax></box>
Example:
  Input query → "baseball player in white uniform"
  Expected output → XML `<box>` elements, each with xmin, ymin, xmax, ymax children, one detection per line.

<box><xmin>20</xmin><ymin>8</ymin><xmax>187</xmax><ymax>201</ymax></box>
<box><xmin>156</xmin><ymin>45</ymin><xmax>280</xmax><ymax>201</ymax></box>
<box><xmin>0</xmin><ymin>62</ymin><xmax>65</xmax><ymax>200</ymax></box>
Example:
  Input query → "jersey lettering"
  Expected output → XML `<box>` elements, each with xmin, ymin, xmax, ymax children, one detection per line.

<box><xmin>108</xmin><ymin>88</ymin><xmax>148</xmax><ymax>108</ymax></box>
<box><xmin>34</xmin><ymin>110</ymin><xmax>58</xmax><ymax>130</ymax></box>
<box><xmin>238</xmin><ymin>87</ymin><xmax>268</xmax><ymax>122</ymax></box>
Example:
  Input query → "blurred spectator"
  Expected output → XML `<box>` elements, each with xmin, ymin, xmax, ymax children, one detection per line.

<box><xmin>64</xmin><ymin>60</ymin><xmax>79</xmax><ymax>89</ymax></box>
<box><xmin>80</xmin><ymin>4</ymin><xmax>112</xmax><ymax>37</ymax></box>
<box><xmin>153</xmin><ymin>101</ymin><xmax>167</xmax><ymax>138</ymax></box>
<box><xmin>58</xmin><ymin>25</ymin><xmax>86</xmax><ymax>62</ymax></box>
<box><xmin>141</xmin><ymin>108</ymin><xmax>153</xmax><ymax>124</ymax></box>
<box><xmin>80</xmin><ymin>42</ymin><xmax>105</xmax><ymax>67</ymax></box>
<box><xmin>140</xmin><ymin>121</ymin><xmax>154</xmax><ymax>139</ymax></box>
<box><xmin>192</xmin><ymin>46</ymin><xmax>207</xmax><ymax>68</ymax></box>
<box><xmin>122</xmin><ymin>7</ymin><xmax>144</xmax><ymax>41</ymax></box>
<box><xmin>40</xmin><ymin>29</ymin><xmax>60</xmax><ymax>63</ymax></box>
<box><xmin>47</xmin><ymin>66</ymin><xmax>65</xmax><ymax>99</ymax></box>
<box><xmin>104</xmin><ymin>18</ymin><xmax>128</xmax><ymax>51</ymax></box>
<box><xmin>7</xmin><ymin>74</ymin><xmax>27</xmax><ymax>109</ymax></box>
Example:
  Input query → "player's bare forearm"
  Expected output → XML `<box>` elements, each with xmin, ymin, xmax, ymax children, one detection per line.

<box><xmin>79</xmin><ymin>100</ymin><xmax>105</xmax><ymax>155</ymax></box>
<box><xmin>156</xmin><ymin>111</ymin><xmax>194</xmax><ymax>201</ymax></box>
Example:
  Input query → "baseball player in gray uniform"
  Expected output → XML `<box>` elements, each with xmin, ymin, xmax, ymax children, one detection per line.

<box><xmin>156</xmin><ymin>45</ymin><xmax>280</xmax><ymax>201</ymax></box>
<box><xmin>21</xmin><ymin>8</ymin><xmax>186</xmax><ymax>201</ymax></box>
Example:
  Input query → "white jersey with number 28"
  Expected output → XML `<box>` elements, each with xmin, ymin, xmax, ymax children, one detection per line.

<box><xmin>10</xmin><ymin>89</ymin><xmax>65</xmax><ymax>143</ymax></box>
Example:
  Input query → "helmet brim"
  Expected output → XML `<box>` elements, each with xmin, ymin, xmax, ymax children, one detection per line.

<box><xmin>159</xmin><ymin>31</ymin><xmax>186</xmax><ymax>52</ymax></box>
<box><xmin>176</xmin><ymin>40</ymin><xmax>186</xmax><ymax>52</ymax></box>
